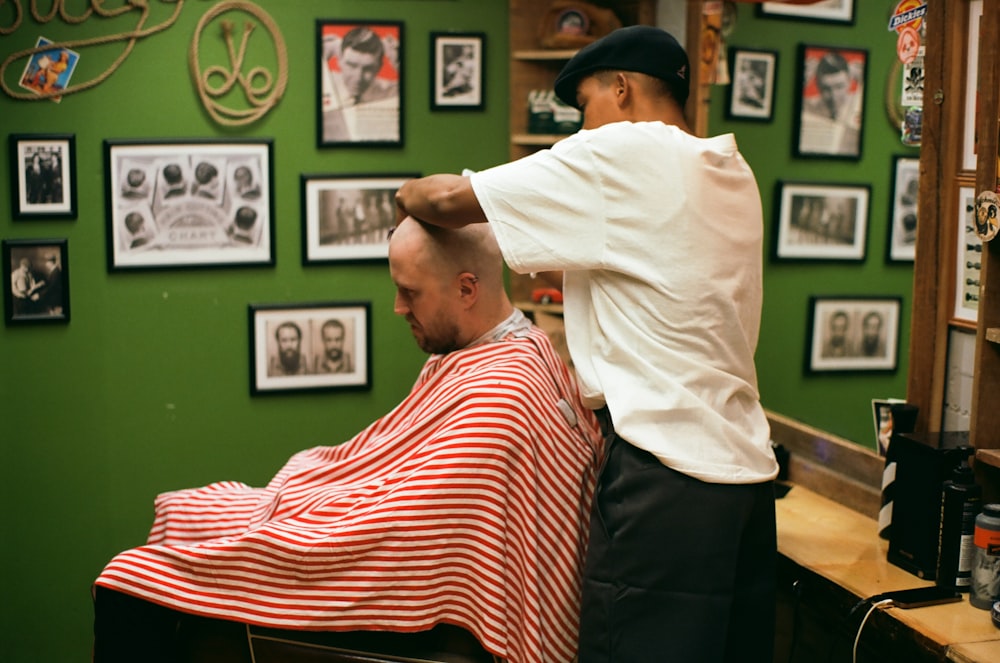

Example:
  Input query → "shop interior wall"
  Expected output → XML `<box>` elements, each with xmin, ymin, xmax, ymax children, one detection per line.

<box><xmin>1</xmin><ymin>2</ymin><xmax>920</xmax><ymax>661</ymax></box>
<box><xmin>708</xmin><ymin>3</ymin><xmax>919</xmax><ymax>447</ymax></box>
<box><xmin>0</xmin><ymin>2</ymin><xmax>508</xmax><ymax>661</ymax></box>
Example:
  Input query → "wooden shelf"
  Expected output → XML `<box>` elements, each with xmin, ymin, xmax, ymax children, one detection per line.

<box><xmin>513</xmin><ymin>301</ymin><xmax>564</xmax><ymax>315</ymax></box>
<box><xmin>512</xmin><ymin>49</ymin><xmax>577</xmax><ymax>61</ymax></box>
<box><xmin>976</xmin><ymin>448</ymin><xmax>1000</xmax><ymax>469</ymax></box>
<box><xmin>511</xmin><ymin>133</ymin><xmax>570</xmax><ymax>146</ymax></box>
<box><xmin>985</xmin><ymin>327</ymin><xmax>1000</xmax><ymax>344</ymax></box>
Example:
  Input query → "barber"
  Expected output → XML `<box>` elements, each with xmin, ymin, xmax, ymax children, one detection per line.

<box><xmin>395</xmin><ymin>25</ymin><xmax>778</xmax><ymax>663</ymax></box>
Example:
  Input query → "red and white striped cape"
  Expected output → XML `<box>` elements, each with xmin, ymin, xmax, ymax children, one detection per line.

<box><xmin>95</xmin><ymin>325</ymin><xmax>602</xmax><ymax>663</ymax></box>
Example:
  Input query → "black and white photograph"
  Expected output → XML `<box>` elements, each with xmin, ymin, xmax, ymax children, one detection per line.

<box><xmin>757</xmin><ymin>0</ymin><xmax>855</xmax><ymax>24</ymax></box>
<box><xmin>888</xmin><ymin>156</ymin><xmax>919</xmax><ymax>262</ymax></box>
<box><xmin>302</xmin><ymin>173</ymin><xmax>417</xmax><ymax>264</ymax></box>
<box><xmin>3</xmin><ymin>238</ymin><xmax>69</xmax><ymax>325</ymax></box>
<box><xmin>774</xmin><ymin>181</ymin><xmax>870</xmax><ymax>261</ymax></box>
<box><xmin>431</xmin><ymin>32</ymin><xmax>485</xmax><ymax>110</ymax></box>
<box><xmin>726</xmin><ymin>48</ymin><xmax>777</xmax><ymax>121</ymax></box>
<box><xmin>954</xmin><ymin>185</ymin><xmax>980</xmax><ymax>326</ymax></box>
<box><xmin>318</xmin><ymin>20</ymin><xmax>403</xmax><ymax>147</ymax></box>
<box><xmin>806</xmin><ymin>296</ymin><xmax>901</xmax><ymax>373</ymax></box>
<box><xmin>794</xmin><ymin>44</ymin><xmax>868</xmax><ymax>159</ymax></box>
<box><xmin>10</xmin><ymin>133</ymin><xmax>77</xmax><ymax>219</ymax></box>
<box><xmin>249</xmin><ymin>302</ymin><xmax>371</xmax><ymax>395</ymax></box>
<box><xmin>104</xmin><ymin>139</ymin><xmax>274</xmax><ymax>270</ymax></box>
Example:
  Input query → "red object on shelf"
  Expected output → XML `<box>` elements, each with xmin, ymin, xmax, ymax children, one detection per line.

<box><xmin>531</xmin><ymin>288</ymin><xmax>564</xmax><ymax>304</ymax></box>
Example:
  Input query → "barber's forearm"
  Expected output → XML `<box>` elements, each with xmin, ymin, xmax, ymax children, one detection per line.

<box><xmin>395</xmin><ymin>174</ymin><xmax>488</xmax><ymax>229</ymax></box>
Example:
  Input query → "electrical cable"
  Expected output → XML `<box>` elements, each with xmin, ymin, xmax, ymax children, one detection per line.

<box><xmin>852</xmin><ymin>598</ymin><xmax>894</xmax><ymax>663</ymax></box>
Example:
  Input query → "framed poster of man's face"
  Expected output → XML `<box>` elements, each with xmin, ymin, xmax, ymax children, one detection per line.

<box><xmin>317</xmin><ymin>20</ymin><xmax>404</xmax><ymax>147</ymax></box>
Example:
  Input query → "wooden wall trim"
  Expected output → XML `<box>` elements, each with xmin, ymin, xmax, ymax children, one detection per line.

<box><xmin>767</xmin><ymin>410</ymin><xmax>883</xmax><ymax>519</ymax></box>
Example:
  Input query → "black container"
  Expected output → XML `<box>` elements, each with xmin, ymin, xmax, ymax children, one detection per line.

<box><xmin>935</xmin><ymin>458</ymin><xmax>981</xmax><ymax>592</ymax></box>
<box><xmin>887</xmin><ymin>431</ymin><xmax>972</xmax><ymax>580</ymax></box>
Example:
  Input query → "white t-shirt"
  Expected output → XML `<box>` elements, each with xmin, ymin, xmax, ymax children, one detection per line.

<box><xmin>470</xmin><ymin>121</ymin><xmax>777</xmax><ymax>483</ymax></box>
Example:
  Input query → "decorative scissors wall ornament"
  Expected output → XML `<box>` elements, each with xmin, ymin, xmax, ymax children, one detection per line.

<box><xmin>189</xmin><ymin>1</ymin><xmax>287</xmax><ymax>127</ymax></box>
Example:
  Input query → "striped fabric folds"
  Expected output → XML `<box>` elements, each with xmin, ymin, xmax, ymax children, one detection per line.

<box><xmin>95</xmin><ymin>326</ymin><xmax>603</xmax><ymax>663</ymax></box>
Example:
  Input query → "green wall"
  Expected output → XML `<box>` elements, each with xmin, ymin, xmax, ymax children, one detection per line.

<box><xmin>710</xmin><ymin>3</ymin><xmax>918</xmax><ymax>447</ymax></box>
<box><xmin>0</xmin><ymin>2</ymin><xmax>508</xmax><ymax>661</ymax></box>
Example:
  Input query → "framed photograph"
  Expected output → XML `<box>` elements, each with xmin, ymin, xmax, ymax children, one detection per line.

<box><xmin>954</xmin><ymin>185</ymin><xmax>980</xmax><ymax>326</ymax></box>
<box><xmin>3</xmin><ymin>238</ymin><xmax>69</xmax><ymax>325</ymax></box>
<box><xmin>793</xmin><ymin>44</ymin><xmax>868</xmax><ymax>159</ymax></box>
<box><xmin>757</xmin><ymin>0</ymin><xmax>855</xmax><ymax>24</ymax></box>
<box><xmin>887</xmin><ymin>156</ymin><xmax>920</xmax><ymax>262</ymax></box>
<box><xmin>430</xmin><ymin>32</ymin><xmax>485</xmax><ymax>111</ymax></box>
<box><xmin>318</xmin><ymin>20</ymin><xmax>403</xmax><ymax>147</ymax></box>
<box><xmin>249</xmin><ymin>301</ymin><xmax>371</xmax><ymax>395</ymax></box>
<box><xmin>806</xmin><ymin>296</ymin><xmax>901</xmax><ymax>373</ymax></box>
<box><xmin>871</xmin><ymin>398</ymin><xmax>909</xmax><ymax>456</ymax></box>
<box><xmin>104</xmin><ymin>139</ymin><xmax>274</xmax><ymax>271</ymax></box>
<box><xmin>962</xmin><ymin>0</ymin><xmax>983</xmax><ymax>171</ymax></box>
<box><xmin>302</xmin><ymin>173</ymin><xmax>417</xmax><ymax>264</ymax></box>
<box><xmin>726</xmin><ymin>48</ymin><xmax>778</xmax><ymax>121</ymax></box>
<box><xmin>9</xmin><ymin>133</ymin><xmax>77</xmax><ymax>219</ymax></box>
<box><xmin>773</xmin><ymin>181</ymin><xmax>870</xmax><ymax>261</ymax></box>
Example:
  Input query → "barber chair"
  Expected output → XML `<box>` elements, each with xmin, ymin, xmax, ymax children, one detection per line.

<box><xmin>180</xmin><ymin>616</ymin><xmax>500</xmax><ymax>663</ymax></box>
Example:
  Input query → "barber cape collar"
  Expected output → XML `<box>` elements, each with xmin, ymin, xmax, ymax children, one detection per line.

<box><xmin>553</xmin><ymin>25</ymin><xmax>690</xmax><ymax>109</ymax></box>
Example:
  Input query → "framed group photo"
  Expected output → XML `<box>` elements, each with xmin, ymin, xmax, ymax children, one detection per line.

<box><xmin>887</xmin><ymin>156</ymin><xmax>919</xmax><ymax>262</ymax></box>
<box><xmin>301</xmin><ymin>173</ymin><xmax>417</xmax><ymax>264</ymax></box>
<box><xmin>9</xmin><ymin>133</ymin><xmax>77</xmax><ymax>219</ymax></box>
<box><xmin>794</xmin><ymin>44</ymin><xmax>868</xmax><ymax>159</ymax></box>
<box><xmin>726</xmin><ymin>48</ymin><xmax>778</xmax><ymax>121</ymax></box>
<box><xmin>249</xmin><ymin>301</ymin><xmax>371</xmax><ymax>395</ymax></box>
<box><xmin>104</xmin><ymin>139</ymin><xmax>274</xmax><ymax>271</ymax></box>
<box><xmin>430</xmin><ymin>32</ymin><xmax>485</xmax><ymax>110</ymax></box>
<box><xmin>806</xmin><ymin>296</ymin><xmax>901</xmax><ymax>373</ymax></box>
<box><xmin>3</xmin><ymin>238</ymin><xmax>69</xmax><ymax>325</ymax></box>
<box><xmin>773</xmin><ymin>181</ymin><xmax>870</xmax><ymax>261</ymax></box>
<box><xmin>757</xmin><ymin>0</ymin><xmax>855</xmax><ymax>24</ymax></box>
<box><xmin>317</xmin><ymin>20</ymin><xmax>403</xmax><ymax>147</ymax></box>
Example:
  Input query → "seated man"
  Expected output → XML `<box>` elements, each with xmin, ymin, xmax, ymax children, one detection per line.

<box><xmin>93</xmin><ymin>217</ymin><xmax>602</xmax><ymax>663</ymax></box>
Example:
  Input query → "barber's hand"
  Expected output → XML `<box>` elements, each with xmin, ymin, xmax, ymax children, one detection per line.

<box><xmin>394</xmin><ymin>186</ymin><xmax>409</xmax><ymax>226</ymax></box>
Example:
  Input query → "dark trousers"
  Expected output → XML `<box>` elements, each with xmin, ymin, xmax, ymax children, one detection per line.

<box><xmin>578</xmin><ymin>432</ymin><xmax>777</xmax><ymax>663</ymax></box>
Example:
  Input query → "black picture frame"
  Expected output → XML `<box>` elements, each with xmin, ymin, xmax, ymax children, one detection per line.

<box><xmin>726</xmin><ymin>48</ymin><xmax>778</xmax><ymax>122</ymax></box>
<box><xmin>9</xmin><ymin>133</ymin><xmax>77</xmax><ymax>219</ymax></box>
<box><xmin>317</xmin><ymin>20</ymin><xmax>404</xmax><ymax>147</ymax></box>
<box><xmin>806</xmin><ymin>296</ymin><xmax>901</xmax><ymax>374</ymax></box>
<box><xmin>773</xmin><ymin>180</ymin><xmax>870</xmax><ymax>262</ymax></box>
<box><xmin>887</xmin><ymin>155</ymin><xmax>919</xmax><ymax>263</ymax></box>
<box><xmin>793</xmin><ymin>44</ymin><xmax>868</xmax><ymax>160</ymax></box>
<box><xmin>3</xmin><ymin>238</ymin><xmax>70</xmax><ymax>325</ymax></box>
<box><xmin>103</xmin><ymin>138</ymin><xmax>275</xmax><ymax>271</ymax></box>
<box><xmin>757</xmin><ymin>0</ymin><xmax>855</xmax><ymax>25</ymax></box>
<box><xmin>301</xmin><ymin>173</ymin><xmax>418</xmax><ymax>264</ymax></box>
<box><xmin>249</xmin><ymin>301</ymin><xmax>372</xmax><ymax>395</ymax></box>
<box><xmin>430</xmin><ymin>32</ymin><xmax>485</xmax><ymax>111</ymax></box>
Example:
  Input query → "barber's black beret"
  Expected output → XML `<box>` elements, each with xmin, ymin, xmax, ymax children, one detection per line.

<box><xmin>553</xmin><ymin>25</ymin><xmax>690</xmax><ymax>109</ymax></box>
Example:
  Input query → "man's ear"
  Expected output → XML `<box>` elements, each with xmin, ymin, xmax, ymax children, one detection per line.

<box><xmin>615</xmin><ymin>71</ymin><xmax>631</xmax><ymax>107</ymax></box>
<box><xmin>458</xmin><ymin>272</ymin><xmax>480</xmax><ymax>306</ymax></box>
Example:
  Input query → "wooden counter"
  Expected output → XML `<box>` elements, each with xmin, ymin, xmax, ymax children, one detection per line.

<box><xmin>776</xmin><ymin>483</ymin><xmax>1000</xmax><ymax>662</ymax></box>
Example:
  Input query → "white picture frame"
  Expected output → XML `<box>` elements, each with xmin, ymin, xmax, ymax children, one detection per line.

<box><xmin>774</xmin><ymin>181</ymin><xmax>870</xmax><ymax>261</ymax></box>
<box><xmin>104</xmin><ymin>139</ymin><xmax>274</xmax><ymax>271</ymax></box>
<box><xmin>249</xmin><ymin>301</ymin><xmax>371</xmax><ymax>394</ymax></box>
<box><xmin>301</xmin><ymin>173</ymin><xmax>417</xmax><ymax>264</ymax></box>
